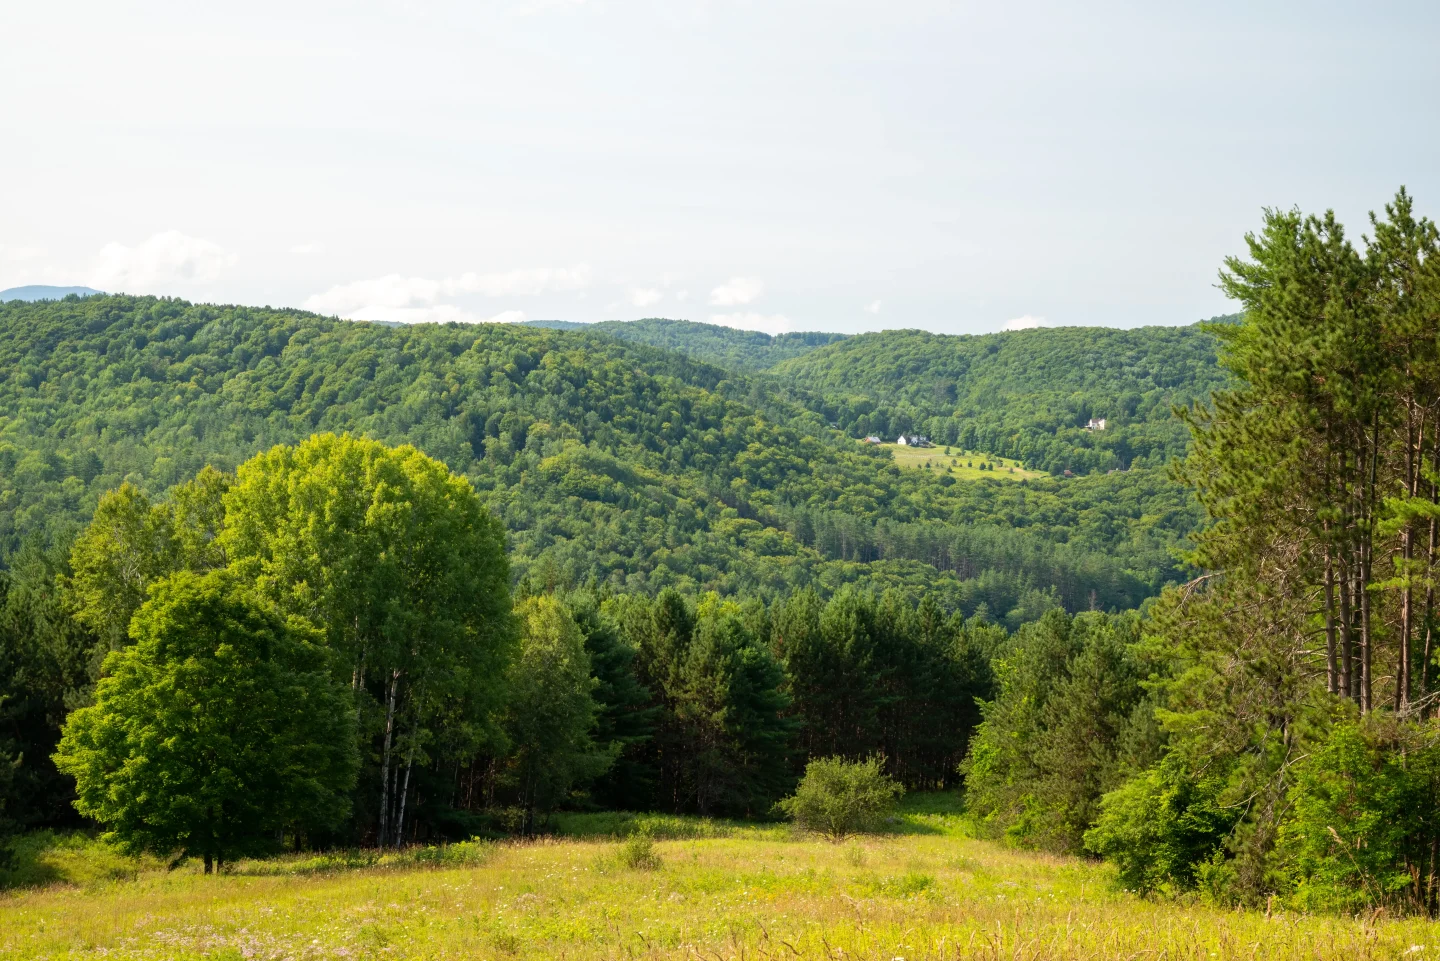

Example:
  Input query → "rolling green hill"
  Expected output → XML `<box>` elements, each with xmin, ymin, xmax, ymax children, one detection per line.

<box><xmin>0</xmin><ymin>296</ymin><xmax>1203</xmax><ymax>621</ymax></box>
<box><xmin>527</xmin><ymin>318</ymin><xmax>847</xmax><ymax>371</ymax></box>
<box><xmin>775</xmin><ymin>320</ymin><xmax>1236</xmax><ymax>475</ymax></box>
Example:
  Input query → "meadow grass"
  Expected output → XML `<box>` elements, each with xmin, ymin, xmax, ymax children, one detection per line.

<box><xmin>871</xmin><ymin>443</ymin><xmax>1046</xmax><ymax>483</ymax></box>
<box><xmin>2</xmin><ymin>798</ymin><xmax>1436</xmax><ymax>959</ymax></box>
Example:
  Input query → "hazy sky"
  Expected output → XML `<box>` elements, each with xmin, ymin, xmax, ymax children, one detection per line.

<box><xmin>3</xmin><ymin>1</ymin><xmax>1437</xmax><ymax>335</ymax></box>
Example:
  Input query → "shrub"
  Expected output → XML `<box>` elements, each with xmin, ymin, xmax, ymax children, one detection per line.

<box><xmin>1277</xmin><ymin>721</ymin><xmax>1440</xmax><ymax>915</ymax></box>
<box><xmin>776</xmin><ymin>756</ymin><xmax>903</xmax><ymax>842</ymax></box>
<box><xmin>616</xmin><ymin>828</ymin><xmax>661</xmax><ymax>870</ymax></box>
<box><xmin>1083</xmin><ymin>756</ymin><xmax>1236</xmax><ymax>896</ymax></box>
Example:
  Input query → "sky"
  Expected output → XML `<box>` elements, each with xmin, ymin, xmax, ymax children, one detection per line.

<box><xmin>3</xmin><ymin>1</ymin><xmax>1438</xmax><ymax>336</ymax></box>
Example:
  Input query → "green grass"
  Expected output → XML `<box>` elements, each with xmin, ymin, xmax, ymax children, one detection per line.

<box><xmin>2</xmin><ymin>801</ymin><xmax>1436</xmax><ymax>959</ymax></box>
<box><xmin>870</xmin><ymin>442</ymin><xmax>1047</xmax><ymax>482</ymax></box>
<box><xmin>0</xmin><ymin>831</ymin><xmax>162</xmax><ymax>889</ymax></box>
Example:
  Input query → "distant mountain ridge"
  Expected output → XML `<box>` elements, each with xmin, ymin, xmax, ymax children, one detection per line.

<box><xmin>522</xmin><ymin>317</ymin><xmax>847</xmax><ymax>371</ymax></box>
<box><xmin>0</xmin><ymin>285</ymin><xmax>105</xmax><ymax>302</ymax></box>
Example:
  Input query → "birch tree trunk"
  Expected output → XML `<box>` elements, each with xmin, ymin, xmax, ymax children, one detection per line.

<box><xmin>378</xmin><ymin>669</ymin><xmax>400</xmax><ymax>847</ymax></box>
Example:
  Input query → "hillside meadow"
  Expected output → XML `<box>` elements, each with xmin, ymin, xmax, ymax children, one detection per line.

<box><xmin>874</xmin><ymin>443</ymin><xmax>1045</xmax><ymax>483</ymax></box>
<box><xmin>1</xmin><ymin>798</ymin><xmax>1432</xmax><ymax>960</ymax></box>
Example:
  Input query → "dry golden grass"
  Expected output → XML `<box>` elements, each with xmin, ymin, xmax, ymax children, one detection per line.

<box><xmin>868</xmin><ymin>443</ymin><xmax>1046</xmax><ymax>483</ymax></box>
<box><xmin>3</xmin><ymin>807</ymin><xmax>1437</xmax><ymax>960</ymax></box>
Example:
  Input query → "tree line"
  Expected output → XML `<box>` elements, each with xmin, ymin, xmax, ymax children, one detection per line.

<box><xmin>960</xmin><ymin>189</ymin><xmax>1440</xmax><ymax>915</ymax></box>
<box><xmin>0</xmin><ymin>433</ymin><xmax>995</xmax><ymax>866</ymax></box>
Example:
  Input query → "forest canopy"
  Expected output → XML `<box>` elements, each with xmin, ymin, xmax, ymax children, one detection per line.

<box><xmin>0</xmin><ymin>295</ymin><xmax>1209</xmax><ymax>616</ymax></box>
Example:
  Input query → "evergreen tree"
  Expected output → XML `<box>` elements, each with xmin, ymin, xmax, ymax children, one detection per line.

<box><xmin>566</xmin><ymin>591</ymin><xmax>658</xmax><ymax>810</ymax></box>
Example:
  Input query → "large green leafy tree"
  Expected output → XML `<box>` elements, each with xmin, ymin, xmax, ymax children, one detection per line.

<box><xmin>219</xmin><ymin>433</ymin><xmax>516</xmax><ymax>846</ymax></box>
<box><xmin>69</xmin><ymin>467</ymin><xmax>231</xmax><ymax>655</ymax></box>
<box><xmin>53</xmin><ymin>570</ymin><xmax>358</xmax><ymax>872</ymax></box>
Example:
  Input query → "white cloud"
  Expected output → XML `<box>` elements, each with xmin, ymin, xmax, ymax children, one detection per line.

<box><xmin>289</xmin><ymin>242</ymin><xmax>325</xmax><ymax>255</ymax></box>
<box><xmin>304</xmin><ymin>274</ymin><xmax>442</xmax><ymax>316</ymax></box>
<box><xmin>447</xmin><ymin>264</ymin><xmax>591</xmax><ymax>297</ymax></box>
<box><xmin>1002</xmin><ymin>314</ymin><xmax>1048</xmax><ymax>331</ymax></box>
<box><xmin>675</xmin><ymin>289</ymin><xmax>689</xmax><ymax>302</ymax></box>
<box><xmin>304</xmin><ymin>275</ymin><xmax>472</xmax><ymax>324</ymax></box>
<box><xmin>865</xmin><ymin>299</ymin><xmax>882</xmax><ymax>314</ymax></box>
<box><xmin>92</xmin><ymin>231</ymin><xmax>237</xmax><ymax>291</ymax></box>
<box><xmin>709</xmin><ymin>276</ymin><xmax>763</xmax><ymax>306</ymax></box>
<box><xmin>304</xmin><ymin>264</ymin><xmax>588</xmax><ymax>324</ymax></box>
<box><xmin>0</xmin><ymin>245</ymin><xmax>45</xmax><ymax>261</ymax></box>
<box><xmin>630</xmin><ymin>287</ymin><xmax>663</xmax><ymax>307</ymax></box>
<box><xmin>709</xmin><ymin>312</ymin><xmax>792</xmax><ymax>336</ymax></box>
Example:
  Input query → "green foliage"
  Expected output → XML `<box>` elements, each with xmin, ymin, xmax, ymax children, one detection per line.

<box><xmin>1073</xmin><ymin>189</ymin><xmax>1440</xmax><ymax>915</ymax></box>
<box><xmin>773</xmin><ymin>586</ymin><xmax>995</xmax><ymax>787</ymax></box>
<box><xmin>615</xmin><ymin>827</ymin><xmax>662</xmax><ymax>870</ymax></box>
<box><xmin>1278</xmin><ymin>721</ymin><xmax>1440</xmax><ymax>914</ymax></box>
<box><xmin>53</xmin><ymin>570</ymin><xmax>358</xmax><ymax>870</ymax></box>
<box><xmin>607</xmin><ymin>589</ymin><xmax>798</xmax><ymax>817</ymax></box>
<box><xmin>776</xmin><ymin>755</ymin><xmax>904</xmax><ymax>841</ymax></box>
<box><xmin>0</xmin><ymin>540</ymin><xmax>96</xmax><ymax>830</ymax></box>
<box><xmin>566</xmin><ymin>591</ymin><xmax>659</xmax><ymax>810</ymax></box>
<box><xmin>68</xmin><ymin>467</ymin><xmax>229</xmax><ymax>652</ymax></box>
<box><xmin>583</xmin><ymin>318</ymin><xmax>846</xmax><ymax>372</ymax></box>
<box><xmin>221</xmin><ymin>433</ymin><xmax>516</xmax><ymax>845</ymax></box>
<box><xmin>1083</xmin><ymin>756</ymin><xmax>1237</xmax><ymax>896</ymax></box>
<box><xmin>773</xmin><ymin>321</ymin><xmax>1234</xmax><ymax>475</ymax></box>
<box><xmin>960</xmin><ymin>610</ymin><xmax>1150</xmax><ymax>854</ymax></box>
<box><xmin>0</xmin><ymin>295</ymin><xmax>1198</xmax><ymax>612</ymax></box>
<box><xmin>499</xmin><ymin>596</ymin><xmax>616</xmax><ymax>832</ymax></box>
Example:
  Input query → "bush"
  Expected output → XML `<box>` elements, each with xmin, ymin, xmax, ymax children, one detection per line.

<box><xmin>776</xmin><ymin>756</ymin><xmax>904</xmax><ymax>842</ymax></box>
<box><xmin>1083</xmin><ymin>756</ymin><xmax>1237</xmax><ymax>896</ymax></box>
<box><xmin>1277</xmin><ymin>721</ymin><xmax>1440</xmax><ymax>915</ymax></box>
<box><xmin>616</xmin><ymin>829</ymin><xmax>661</xmax><ymax>870</ymax></box>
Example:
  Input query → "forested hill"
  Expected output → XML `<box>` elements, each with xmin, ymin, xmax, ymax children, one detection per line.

<box><xmin>527</xmin><ymin>318</ymin><xmax>847</xmax><ymax>371</ymax></box>
<box><xmin>0</xmin><ymin>295</ymin><xmax>1200</xmax><ymax>621</ymax></box>
<box><xmin>773</xmin><ymin>319</ymin><xmax>1236</xmax><ymax>475</ymax></box>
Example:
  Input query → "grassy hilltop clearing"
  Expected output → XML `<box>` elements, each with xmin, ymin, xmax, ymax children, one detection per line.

<box><xmin>875</xmin><ymin>442</ymin><xmax>1046</xmax><ymax>482</ymax></box>
<box><xmin>0</xmin><ymin>799</ymin><xmax>1427</xmax><ymax>961</ymax></box>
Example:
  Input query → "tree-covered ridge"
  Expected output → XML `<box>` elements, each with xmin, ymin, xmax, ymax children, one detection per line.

<box><xmin>0</xmin><ymin>295</ymin><xmax>1197</xmax><ymax>616</ymax></box>
<box><xmin>526</xmin><ymin>318</ymin><xmax>847</xmax><ymax>371</ymax></box>
<box><xmin>773</xmin><ymin>320</ymin><xmax>1237</xmax><ymax>475</ymax></box>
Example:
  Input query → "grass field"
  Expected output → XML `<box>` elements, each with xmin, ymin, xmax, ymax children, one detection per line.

<box><xmin>869</xmin><ymin>443</ymin><xmax>1047</xmax><ymax>483</ymax></box>
<box><xmin>2</xmin><ymin>798</ymin><xmax>1435</xmax><ymax>960</ymax></box>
